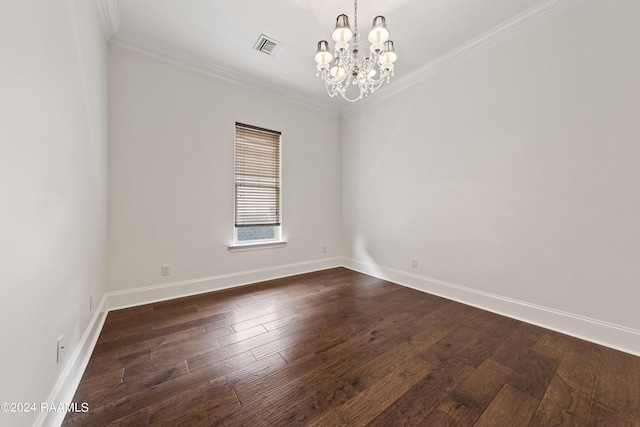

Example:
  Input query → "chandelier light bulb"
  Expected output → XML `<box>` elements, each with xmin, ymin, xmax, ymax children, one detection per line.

<box><xmin>330</xmin><ymin>61</ymin><xmax>347</xmax><ymax>80</ymax></box>
<box><xmin>314</xmin><ymin>40</ymin><xmax>333</xmax><ymax>65</ymax></box>
<box><xmin>332</xmin><ymin>14</ymin><xmax>353</xmax><ymax>43</ymax></box>
<box><xmin>378</xmin><ymin>40</ymin><xmax>397</xmax><ymax>64</ymax></box>
<box><xmin>368</xmin><ymin>16</ymin><xmax>390</xmax><ymax>44</ymax></box>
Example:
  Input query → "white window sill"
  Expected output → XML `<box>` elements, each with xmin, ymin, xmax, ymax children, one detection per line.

<box><xmin>228</xmin><ymin>240</ymin><xmax>287</xmax><ymax>253</ymax></box>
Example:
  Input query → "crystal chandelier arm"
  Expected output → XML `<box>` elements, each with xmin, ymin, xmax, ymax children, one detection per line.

<box><xmin>362</xmin><ymin>76</ymin><xmax>387</xmax><ymax>86</ymax></box>
<box><xmin>362</xmin><ymin>69</ymin><xmax>389</xmax><ymax>86</ymax></box>
<box><xmin>325</xmin><ymin>72</ymin><xmax>348</xmax><ymax>85</ymax></box>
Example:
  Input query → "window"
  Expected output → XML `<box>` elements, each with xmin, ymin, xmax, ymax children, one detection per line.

<box><xmin>232</xmin><ymin>122</ymin><xmax>283</xmax><ymax>248</ymax></box>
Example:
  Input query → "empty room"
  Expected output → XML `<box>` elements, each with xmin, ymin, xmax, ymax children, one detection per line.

<box><xmin>2</xmin><ymin>0</ymin><xmax>639</xmax><ymax>426</ymax></box>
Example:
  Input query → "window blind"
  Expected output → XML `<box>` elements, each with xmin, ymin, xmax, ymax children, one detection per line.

<box><xmin>235</xmin><ymin>123</ymin><xmax>281</xmax><ymax>228</ymax></box>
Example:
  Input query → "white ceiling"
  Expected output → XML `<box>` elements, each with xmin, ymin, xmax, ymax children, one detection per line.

<box><xmin>105</xmin><ymin>0</ymin><xmax>553</xmax><ymax>113</ymax></box>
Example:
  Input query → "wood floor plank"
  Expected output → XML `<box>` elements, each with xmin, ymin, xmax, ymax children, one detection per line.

<box><xmin>186</xmin><ymin>323</ymin><xmax>310</xmax><ymax>371</ymax></box>
<box><xmin>234</xmin><ymin>353</ymin><xmax>326</xmax><ymax>405</ymax></box>
<box><xmin>149</xmin><ymin>310</ymin><xmax>228</xmax><ymax>332</ymax></box>
<box><xmin>361</xmin><ymin>313</ymin><xmax>423</xmax><ymax>353</ymax></box>
<box><xmin>148</xmin><ymin>381</ymin><xmax>239</xmax><ymax>426</ymax></box>
<box><xmin>453</xmin><ymin>325</ymin><xmax>511</xmax><ymax>368</ymax></box>
<box><xmin>367</xmin><ymin>357</ymin><xmax>474</xmax><ymax>426</ymax></box>
<box><xmin>81</xmin><ymin>347</ymin><xmax>123</xmax><ymax>378</ymax></box>
<box><xmin>489</xmin><ymin>322</ymin><xmax>540</xmax><ymax>369</ymax></box>
<box><xmin>593</xmin><ymin>347</ymin><xmax>640</xmax><ymax>419</ymax></box>
<box><xmin>317</xmin><ymin>339</ymin><xmax>382</xmax><ymax>380</ymax></box>
<box><xmin>116</xmin><ymin>325</ymin><xmax>208</xmax><ymax>360</ymax></box>
<box><xmin>506</xmin><ymin>350</ymin><xmax>559</xmax><ymax>400</ymax></box>
<box><xmin>529</xmin><ymin>373</ymin><xmax>592</xmax><ymax>427</ymax></box>
<box><xmin>344</xmin><ymin>324</ymin><xmax>449</xmax><ymax>393</ymax></box>
<box><xmin>219</xmin><ymin>359</ymin><xmax>358</xmax><ymax>427</ymax></box>
<box><xmin>585</xmin><ymin>400</ymin><xmax>640</xmax><ymax>426</ymax></box>
<box><xmin>556</xmin><ymin>339</ymin><xmax>602</xmax><ymax>393</ymax></box>
<box><xmin>466</xmin><ymin>310</ymin><xmax>519</xmax><ymax>332</ymax></box>
<box><xmin>451</xmin><ymin>357</ymin><xmax>514</xmax><ymax>408</ymax></box>
<box><xmin>64</xmin><ymin>268</ymin><xmax>640</xmax><ymax>426</ymax></box>
<box><xmin>531</xmin><ymin>330</ymin><xmax>577</xmax><ymax>360</ymax></box>
<box><xmin>105</xmin><ymin>407</ymin><xmax>149</xmax><ymax>426</ymax></box>
<box><xmin>311</xmin><ymin>410</ymin><xmax>346</xmax><ymax>426</ymax></box>
<box><xmin>262</xmin><ymin>379</ymin><xmax>358</xmax><ymax>427</ymax></box>
<box><xmin>250</xmin><ymin>321</ymin><xmax>361</xmax><ymax>361</ymax></box>
<box><xmin>217</xmin><ymin>324</ymin><xmax>268</xmax><ymax>346</ymax></box>
<box><xmin>276</xmin><ymin>322</ymin><xmax>361</xmax><ymax>363</ymax></box>
<box><xmin>417</xmin><ymin>324</ymin><xmax>480</xmax><ymax>366</ymax></box>
<box><xmin>73</xmin><ymin>368</ymin><xmax>124</xmax><ymax>403</ymax></box>
<box><xmin>332</xmin><ymin>356</ymin><xmax>434</xmax><ymax>426</ymax></box>
<box><xmin>473</xmin><ymin>384</ymin><xmax>540</xmax><ymax>427</ymax></box>
<box><xmin>261</xmin><ymin>306</ymin><xmax>327</xmax><ymax>331</ymax></box>
<box><xmin>421</xmin><ymin>358</ymin><xmax>513</xmax><ymax>426</ymax></box>
<box><xmin>192</xmin><ymin>351</ymin><xmax>287</xmax><ymax>389</ymax></box>
<box><xmin>149</xmin><ymin>333</ymin><xmax>220</xmax><ymax>365</ymax></box>
<box><xmin>528</xmin><ymin>337</ymin><xmax>602</xmax><ymax>426</ymax></box>
<box><xmin>231</xmin><ymin>307</ymin><xmax>298</xmax><ymax>332</ymax></box>
<box><xmin>122</xmin><ymin>360</ymin><xmax>189</xmax><ymax>385</ymax></box>
<box><xmin>414</xmin><ymin>300</ymin><xmax>483</xmax><ymax>330</ymax></box>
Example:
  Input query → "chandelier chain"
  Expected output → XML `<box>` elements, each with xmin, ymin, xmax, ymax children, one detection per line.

<box><xmin>354</xmin><ymin>0</ymin><xmax>358</xmax><ymax>32</ymax></box>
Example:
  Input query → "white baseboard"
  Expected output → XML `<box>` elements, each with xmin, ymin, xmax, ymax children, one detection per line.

<box><xmin>105</xmin><ymin>257</ymin><xmax>343</xmax><ymax>311</ymax></box>
<box><xmin>34</xmin><ymin>295</ymin><xmax>108</xmax><ymax>427</ymax></box>
<box><xmin>343</xmin><ymin>257</ymin><xmax>640</xmax><ymax>357</ymax></box>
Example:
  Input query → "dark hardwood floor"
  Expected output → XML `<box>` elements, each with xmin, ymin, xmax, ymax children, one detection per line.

<box><xmin>64</xmin><ymin>268</ymin><xmax>640</xmax><ymax>426</ymax></box>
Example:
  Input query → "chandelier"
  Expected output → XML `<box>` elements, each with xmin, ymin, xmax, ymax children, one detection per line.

<box><xmin>314</xmin><ymin>0</ymin><xmax>397</xmax><ymax>102</ymax></box>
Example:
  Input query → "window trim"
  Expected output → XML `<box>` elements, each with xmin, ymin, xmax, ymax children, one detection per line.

<box><xmin>227</xmin><ymin>239</ymin><xmax>287</xmax><ymax>252</ymax></box>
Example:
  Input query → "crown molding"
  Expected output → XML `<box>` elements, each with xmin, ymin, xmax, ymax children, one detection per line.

<box><xmin>95</xmin><ymin>0</ymin><xmax>120</xmax><ymax>40</ymax></box>
<box><xmin>341</xmin><ymin>0</ymin><xmax>587</xmax><ymax>116</ymax></box>
<box><xmin>110</xmin><ymin>32</ymin><xmax>341</xmax><ymax>117</ymax></box>
<box><xmin>101</xmin><ymin>0</ymin><xmax>586</xmax><ymax>117</ymax></box>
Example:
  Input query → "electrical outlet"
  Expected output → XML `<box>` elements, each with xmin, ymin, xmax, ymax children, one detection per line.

<box><xmin>162</xmin><ymin>265</ymin><xmax>170</xmax><ymax>276</ymax></box>
<box><xmin>322</xmin><ymin>245</ymin><xmax>327</xmax><ymax>253</ymax></box>
<box><xmin>412</xmin><ymin>259</ymin><xmax>418</xmax><ymax>268</ymax></box>
<box><xmin>57</xmin><ymin>335</ymin><xmax>65</xmax><ymax>364</ymax></box>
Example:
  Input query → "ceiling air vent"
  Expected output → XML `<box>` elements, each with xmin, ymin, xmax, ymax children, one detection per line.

<box><xmin>253</xmin><ymin>34</ymin><xmax>284</xmax><ymax>57</ymax></box>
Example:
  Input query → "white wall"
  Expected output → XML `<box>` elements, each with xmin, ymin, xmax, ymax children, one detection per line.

<box><xmin>342</xmin><ymin>0</ymin><xmax>640</xmax><ymax>352</ymax></box>
<box><xmin>0</xmin><ymin>0</ymin><xmax>108</xmax><ymax>426</ymax></box>
<box><xmin>107</xmin><ymin>45</ymin><xmax>342</xmax><ymax>302</ymax></box>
